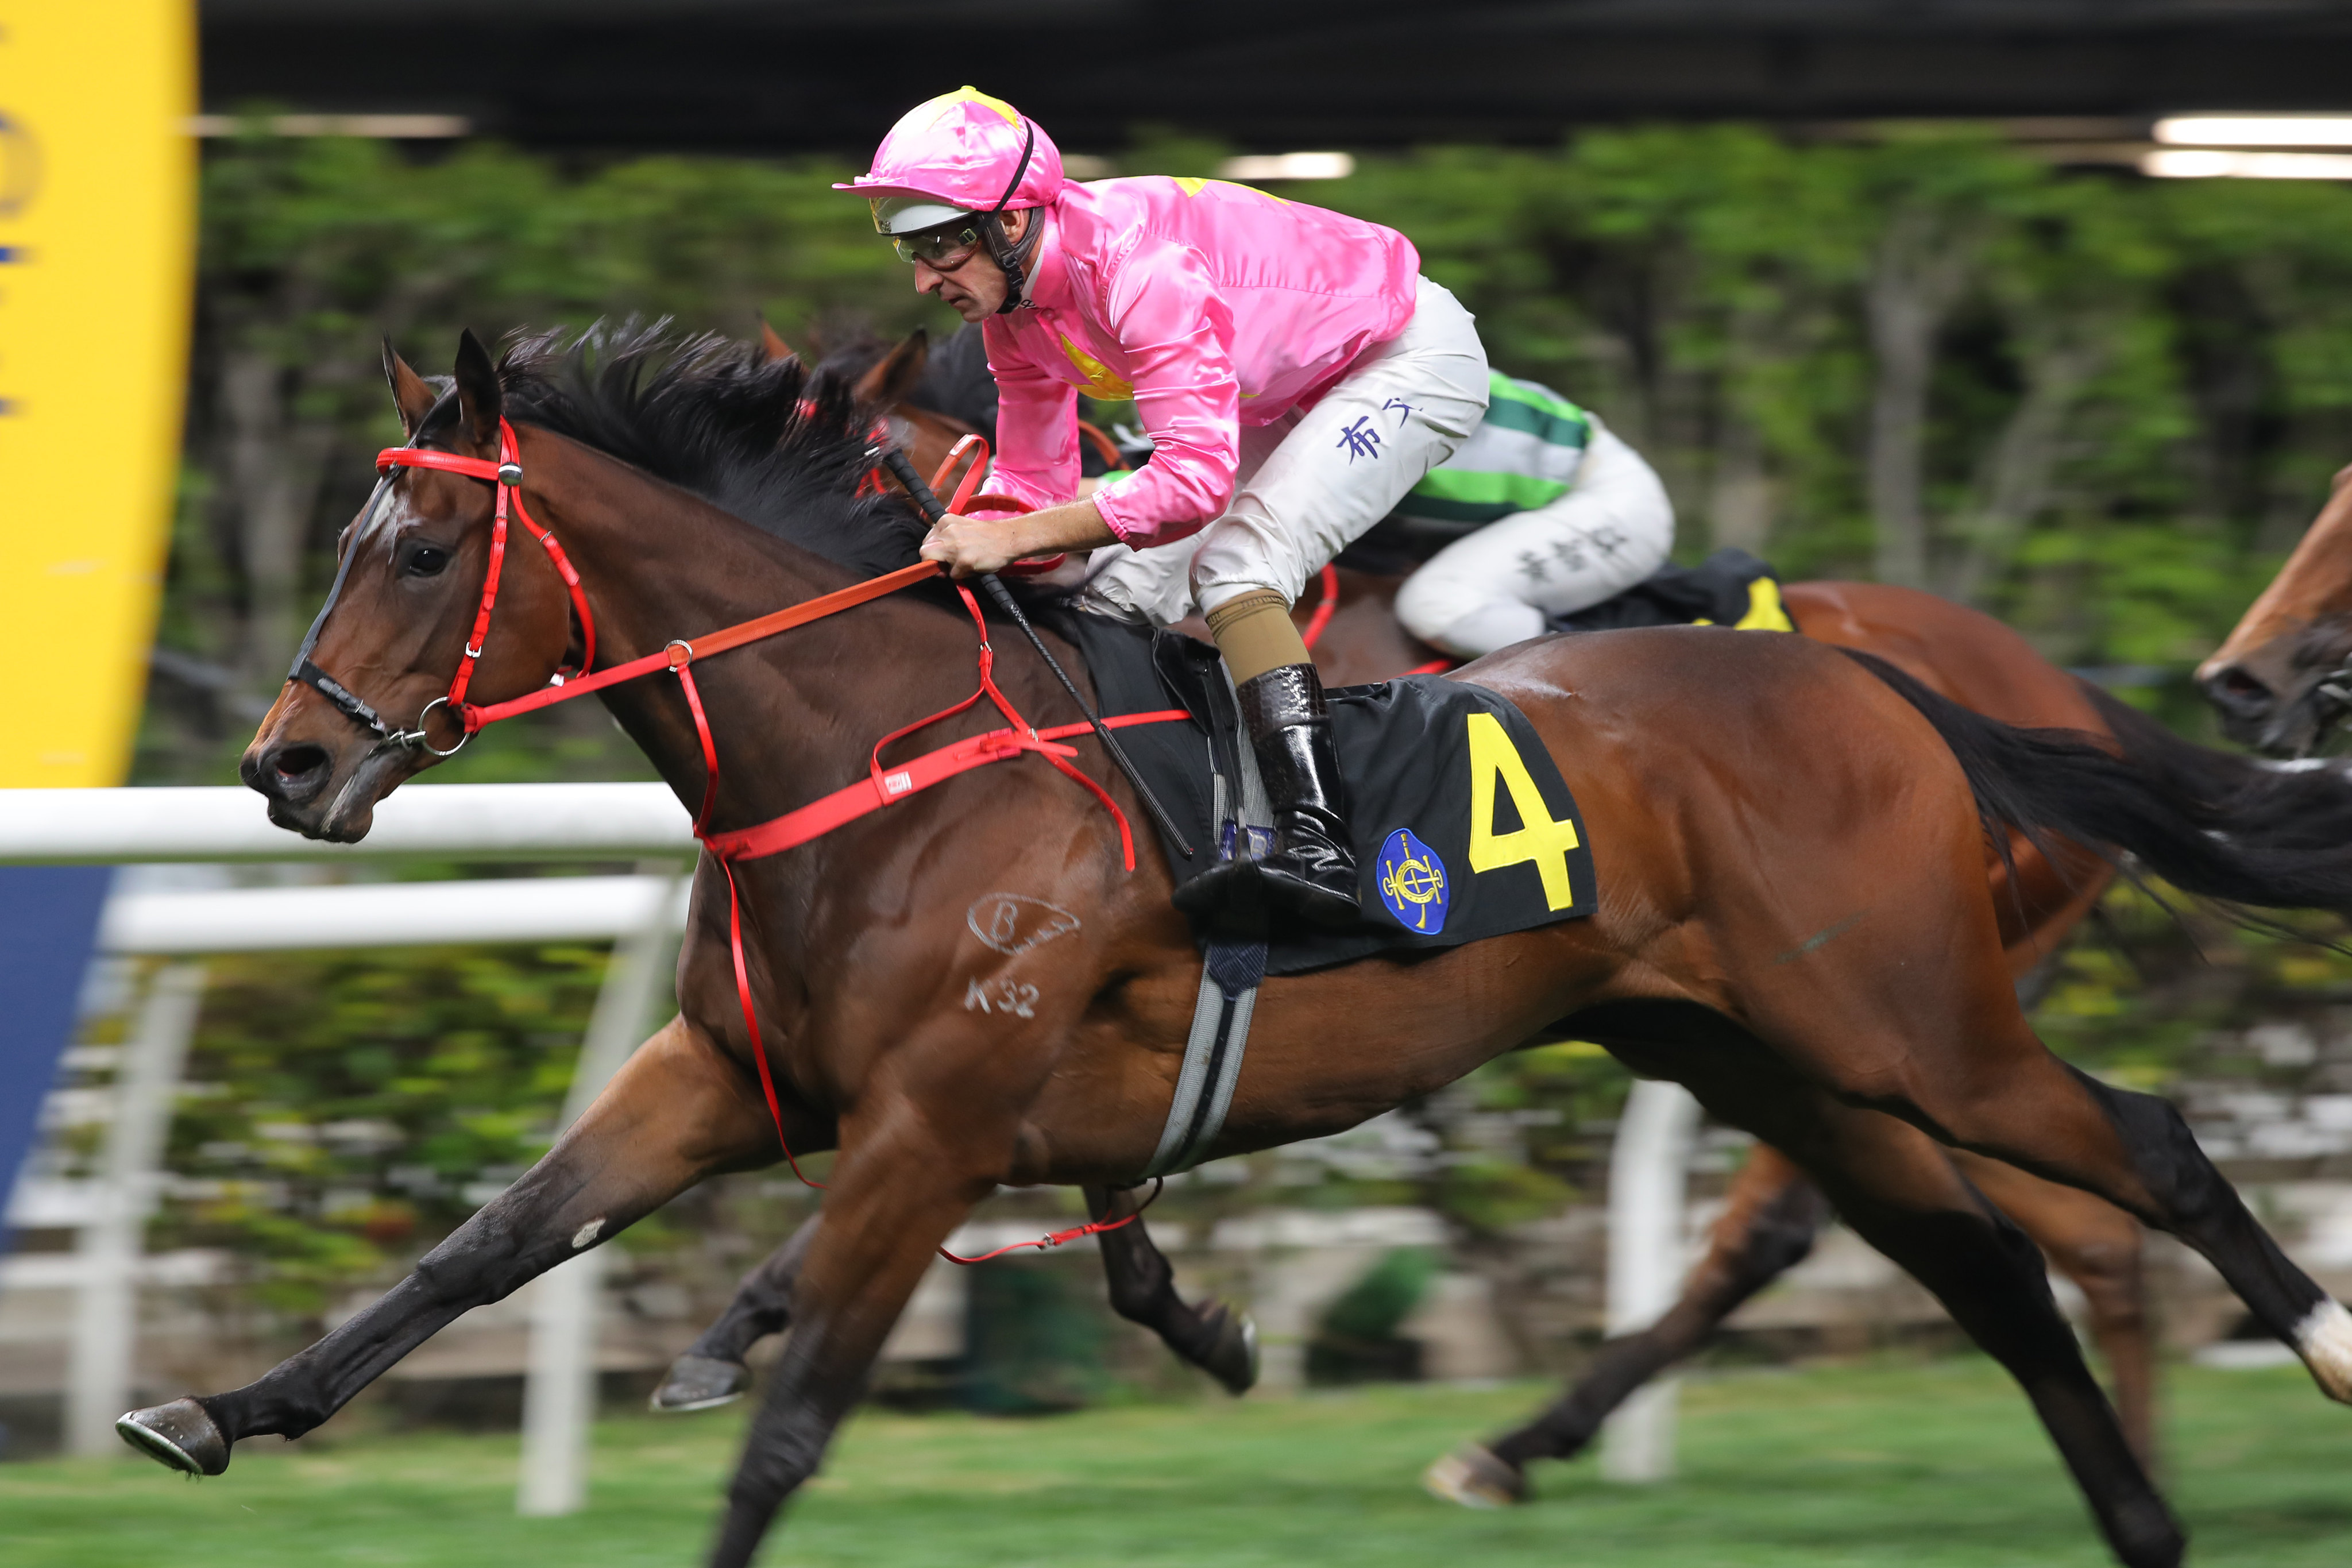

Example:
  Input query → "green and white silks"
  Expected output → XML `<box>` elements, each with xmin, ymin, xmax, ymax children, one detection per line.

<box><xmin>1392</xmin><ymin>373</ymin><xmax>1594</xmax><ymax>528</ymax></box>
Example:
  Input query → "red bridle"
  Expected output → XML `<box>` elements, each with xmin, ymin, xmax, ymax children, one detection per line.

<box><xmin>380</xmin><ymin>420</ymin><xmax>598</xmax><ymax>716</ymax></box>
<box><xmin>289</xmin><ymin>419</ymin><xmax>598</xmax><ymax>756</ymax></box>
<box><xmin>289</xmin><ymin>419</ymin><xmax>1187</xmax><ymax>1259</ymax></box>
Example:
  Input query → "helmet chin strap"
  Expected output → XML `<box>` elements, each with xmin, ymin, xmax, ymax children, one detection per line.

<box><xmin>980</xmin><ymin>121</ymin><xmax>1040</xmax><ymax>314</ymax></box>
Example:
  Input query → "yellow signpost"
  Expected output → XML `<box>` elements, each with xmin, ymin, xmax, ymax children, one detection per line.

<box><xmin>0</xmin><ymin>1</ymin><xmax>196</xmax><ymax>786</ymax></box>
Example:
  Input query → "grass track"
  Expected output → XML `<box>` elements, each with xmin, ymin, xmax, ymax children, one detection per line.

<box><xmin>6</xmin><ymin>1360</ymin><xmax>2350</xmax><ymax>1566</ymax></box>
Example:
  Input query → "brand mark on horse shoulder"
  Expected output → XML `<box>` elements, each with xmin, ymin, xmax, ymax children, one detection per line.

<box><xmin>966</xmin><ymin>893</ymin><xmax>1083</xmax><ymax>956</ymax></box>
<box><xmin>965</xmin><ymin>976</ymin><xmax>1040</xmax><ymax>1019</ymax></box>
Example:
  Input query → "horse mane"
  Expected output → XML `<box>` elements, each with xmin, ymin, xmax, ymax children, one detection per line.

<box><xmin>466</xmin><ymin>319</ymin><xmax>931</xmax><ymax>580</ymax></box>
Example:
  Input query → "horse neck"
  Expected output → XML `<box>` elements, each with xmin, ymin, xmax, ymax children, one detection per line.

<box><xmin>516</xmin><ymin>428</ymin><xmax>991</xmax><ymax>826</ymax></box>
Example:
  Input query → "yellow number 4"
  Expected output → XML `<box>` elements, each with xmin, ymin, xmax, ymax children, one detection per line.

<box><xmin>1466</xmin><ymin>712</ymin><xmax>1580</xmax><ymax>912</ymax></box>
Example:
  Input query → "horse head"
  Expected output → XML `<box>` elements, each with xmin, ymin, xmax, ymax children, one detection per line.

<box><xmin>783</xmin><ymin>319</ymin><xmax>982</xmax><ymax>487</ymax></box>
<box><xmin>2199</xmin><ymin>462</ymin><xmax>2352</xmax><ymax>756</ymax></box>
<box><xmin>241</xmin><ymin>330</ymin><xmax>577</xmax><ymax>841</ymax></box>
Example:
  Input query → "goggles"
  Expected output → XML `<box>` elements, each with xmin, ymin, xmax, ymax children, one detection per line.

<box><xmin>891</xmin><ymin>219</ymin><xmax>987</xmax><ymax>269</ymax></box>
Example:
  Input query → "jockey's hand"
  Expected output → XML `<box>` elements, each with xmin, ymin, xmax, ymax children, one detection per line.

<box><xmin>920</xmin><ymin>499</ymin><xmax>1118</xmax><ymax>578</ymax></box>
<box><xmin>920</xmin><ymin>514</ymin><xmax>1024</xmax><ymax>577</ymax></box>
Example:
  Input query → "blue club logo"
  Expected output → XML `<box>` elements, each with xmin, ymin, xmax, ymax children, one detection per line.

<box><xmin>1377</xmin><ymin>828</ymin><xmax>1450</xmax><ymax>934</ymax></box>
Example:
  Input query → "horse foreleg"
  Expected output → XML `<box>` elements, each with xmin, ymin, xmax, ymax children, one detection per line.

<box><xmin>1960</xmin><ymin>1150</ymin><xmax>2158</xmax><ymax>1470</ymax></box>
<box><xmin>1428</xmin><ymin>1143</ymin><xmax>1828</xmax><ymax>1506</ymax></box>
<box><xmin>118</xmin><ymin>1017</ymin><xmax>786</xmax><ymax>1475</ymax></box>
<box><xmin>1087</xmin><ymin>1184</ymin><xmax>1260</xmax><ymax>1395</ymax></box>
<box><xmin>706</xmin><ymin>1113</ymin><xmax>983</xmax><ymax>1568</ymax></box>
<box><xmin>651</xmin><ymin>1218</ymin><xmax>820</xmax><ymax>1413</ymax></box>
<box><xmin>655</xmin><ymin>1184</ymin><xmax>1262</xmax><ymax>1417</ymax></box>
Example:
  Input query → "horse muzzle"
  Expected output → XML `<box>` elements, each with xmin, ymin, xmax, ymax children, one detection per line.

<box><xmin>2198</xmin><ymin>659</ymin><xmax>2331</xmax><ymax>758</ymax></box>
<box><xmin>241</xmin><ymin>724</ymin><xmax>410</xmax><ymax>843</ymax></box>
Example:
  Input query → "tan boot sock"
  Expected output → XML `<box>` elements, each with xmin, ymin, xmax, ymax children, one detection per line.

<box><xmin>1204</xmin><ymin>589</ymin><xmax>1311</xmax><ymax>686</ymax></box>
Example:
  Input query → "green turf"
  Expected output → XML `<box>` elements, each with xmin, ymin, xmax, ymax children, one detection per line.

<box><xmin>5</xmin><ymin>1360</ymin><xmax>2349</xmax><ymax>1565</ymax></box>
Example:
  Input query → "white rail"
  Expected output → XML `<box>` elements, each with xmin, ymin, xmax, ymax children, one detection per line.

<box><xmin>98</xmin><ymin>875</ymin><xmax>693</xmax><ymax>953</ymax></box>
<box><xmin>1600</xmin><ymin>1078</ymin><xmax>1701</xmax><ymax>1482</ymax></box>
<box><xmin>0</xmin><ymin>783</ymin><xmax>694</xmax><ymax>864</ymax></box>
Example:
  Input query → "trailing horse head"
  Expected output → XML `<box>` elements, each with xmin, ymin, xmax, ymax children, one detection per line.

<box><xmin>2198</xmin><ymin>461</ymin><xmax>2352</xmax><ymax>756</ymax></box>
<box><xmin>242</xmin><ymin>330</ymin><xmax>580</xmax><ymax>842</ymax></box>
<box><xmin>790</xmin><ymin>315</ymin><xmax>983</xmax><ymax>486</ymax></box>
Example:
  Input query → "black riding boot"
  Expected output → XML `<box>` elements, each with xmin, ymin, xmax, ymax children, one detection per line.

<box><xmin>1173</xmin><ymin>664</ymin><xmax>1361</xmax><ymax>930</ymax></box>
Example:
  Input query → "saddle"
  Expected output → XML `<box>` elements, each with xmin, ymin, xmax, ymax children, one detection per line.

<box><xmin>1549</xmin><ymin>547</ymin><xmax>1793</xmax><ymax>636</ymax></box>
<box><xmin>1057</xmin><ymin>613</ymin><xmax>1600</xmax><ymax>975</ymax></box>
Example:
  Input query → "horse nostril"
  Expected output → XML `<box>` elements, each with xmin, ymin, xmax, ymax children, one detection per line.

<box><xmin>2204</xmin><ymin>666</ymin><xmax>2275</xmax><ymax>718</ymax></box>
<box><xmin>275</xmin><ymin>744</ymin><xmax>329</xmax><ymax>780</ymax></box>
<box><xmin>262</xmin><ymin>743</ymin><xmax>332</xmax><ymax>800</ymax></box>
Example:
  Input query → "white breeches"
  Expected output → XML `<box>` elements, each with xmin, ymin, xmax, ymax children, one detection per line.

<box><xmin>1392</xmin><ymin>423</ymin><xmax>1675</xmax><ymax>658</ymax></box>
<box><xmin>1073</xmin><ymin>275</ymin><xmax>1490</xmax><ymax>627</ymax></box>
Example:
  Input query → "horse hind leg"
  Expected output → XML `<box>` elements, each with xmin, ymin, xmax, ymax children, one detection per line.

<box><xmin>652</xmin><ymin>1218</ymin><xmax>820</xmax><ymax>1413</ymax></box>
<box><xmin>1848</xmin><ymin>989</ymin><xmax>2349</xmax><ymax>1409</ymax></box>
<box><xmin>1721</xmin><ymin>768</ymin><xmax>2349</xmax><ymax>1413</ymax></box>
<box><xmin>1959</xmin><ymin>1150</ymin><xmax>2158</xmax><ymax>1470</ymax></box>
<box><xmin>1668</xmin><ymin>1040</ymin><xmax>2182</xmax><ymax>1568</ymax></box>
<box><xmin>1426</xmin><ymin>1144</ymin><xmax>1828</xmax><ymax>1507</ymax></box>
<box><xmin>1088</xmin><ymin>1185</ymin><xmax>1258</xmax><ymax>1395</ymax></box>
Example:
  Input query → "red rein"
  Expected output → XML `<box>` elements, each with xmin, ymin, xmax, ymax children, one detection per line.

<box><xmin>373</xmin><ymin>424</ymin><xmax>1182</xmax><ymax>1260</ymax></box>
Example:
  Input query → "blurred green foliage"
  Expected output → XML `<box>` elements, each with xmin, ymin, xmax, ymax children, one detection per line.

<box><xmin>147</xmin><ymin>945</ymin><xmax>608</xmax><ymax>1319</ymax></box>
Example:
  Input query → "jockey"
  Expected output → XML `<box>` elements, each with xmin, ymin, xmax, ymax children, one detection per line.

<box><xmin>1391</xmin><ymin>374</ymin><xmax>1675</xmax><ymax>655</ymax></box>
<box><xmin>841</xmin><ymin>87</ymin><xmax>1490</xmax><ymax>929</ymax></box>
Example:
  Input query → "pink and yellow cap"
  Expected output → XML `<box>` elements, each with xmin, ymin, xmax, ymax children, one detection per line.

<box><xmin>835</xmin><ymin>87</ymin><xmax>1065</xmax><ymax>231</ymax></box>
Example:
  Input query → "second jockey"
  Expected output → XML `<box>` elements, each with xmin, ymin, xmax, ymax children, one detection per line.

<box><xmin>1391</xmin><ymin>374</ymin><xmax>1675</xmax><ymax>656</ymax></box>
<box><xmin>841</xmin><ymin>87</ymin><xmax>1489</xmax><ymax>929</ymax></box>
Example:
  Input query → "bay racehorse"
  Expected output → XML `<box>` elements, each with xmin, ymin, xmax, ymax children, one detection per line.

<box><xmin>662</xmin><ymin>462</ymin><xmax>2172</xmax><ymax>1473</ymax></box>
<box><xmin>658</xmin><ymin>562</ymin><xmax>2166</xmax><ymax>1471</ymax></box>
<box><xmin>122</xmin><ymin>326</ymin><xmax>2352</xmax><ymax>1568</ymax></box>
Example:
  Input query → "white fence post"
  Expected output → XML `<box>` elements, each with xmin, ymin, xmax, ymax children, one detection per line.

<box><xmin>65</xmin><ymin>961</ymin><xmax>204</xmax><ymax>1455</ymax></box>
<box><xmin>517</xmin><ymin>863</ymin><xmax>685</xmax><ymax>1517</ymax></box>
<box><xmin>1600</xmin><ymin>1078</ymin><xmax>1701</xmax><ymax>1483</ymax></box>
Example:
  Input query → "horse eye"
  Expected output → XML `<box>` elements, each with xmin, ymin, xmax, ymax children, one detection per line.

<box><xmin>404</xmin><ymin>544</ymin><xmax>451</xmax><ymax>578</ymax></box>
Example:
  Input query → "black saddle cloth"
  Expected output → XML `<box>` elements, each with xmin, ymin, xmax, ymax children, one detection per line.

<box><xmin>1548</xmin><ymin>547</ymin><xmax>1787</xmax><ymax>634</ymax></box>
<box><xmin>1331</xmin><ymin>532</ymin><xmax>1789</xmax><ymax>637</ymax></box>
<box><xmin>1060</xmin><ymin>614</ymin><xmax>1598</xmax><ymax>976</ymax></box>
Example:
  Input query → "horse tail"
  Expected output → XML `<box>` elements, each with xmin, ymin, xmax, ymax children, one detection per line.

<box><xmin>1839</xmin><ymin>648</ymin><xmax>2352</xmax><ymax>916</ymax></box>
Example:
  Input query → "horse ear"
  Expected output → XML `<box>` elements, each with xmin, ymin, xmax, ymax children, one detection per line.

<box><xmin>382</xmin><ymin>338</ymin><xmax>438</xmax><ymax>440</ymax></box>
<box><xmin>853</xmin><ymin>327</ymin><xmax>929</xmax><ymax>408</ymax></box>
<box><xmin>452</xmin><ymin>328</ymin><xmax>502</xmax><ymax>449</ymax></box>
<box><xmin>758</xmin><ymin>318</ymin><xmax>796</xmax><ymax>363</ymax></box>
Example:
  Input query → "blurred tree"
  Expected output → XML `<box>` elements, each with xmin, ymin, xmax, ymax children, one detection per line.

<box><xmin>135</xmin><ymin>943</ymin><xmax>607</xmax><ymax>1322</ymax></box>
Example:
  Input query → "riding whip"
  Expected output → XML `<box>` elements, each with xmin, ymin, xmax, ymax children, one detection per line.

<box><xmin>879</xmin><ymin>447</ymin><xmax>1194</xmax><ymax>858</ymax></box>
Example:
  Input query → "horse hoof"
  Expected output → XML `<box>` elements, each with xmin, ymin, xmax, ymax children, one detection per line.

<box><xmin>650</xmin><ymin>1354</ymin><xmax>750</xmax><ymax>1412</ymax></box>
<box><xmin>1423</xmin><ymin>1443</ymin><xmax>1526</xmax><ymax>1509</ymax></box>
<box><xmin>1200</xmin><ymin>1304</ymin><xmax>1260</xmax><ymax>1396</ymax></box>
<box><xmin>2295</xmin><ymin>1298</ymin><xmax>2352</xmax><ymax>1403</ymax></box>
<box><xmin>117</xmin><ymin>1398</ymin><xmax>230</xmax><ymax>1477</ymax></box>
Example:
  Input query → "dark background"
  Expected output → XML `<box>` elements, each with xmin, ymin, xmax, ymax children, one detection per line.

<box><xmin>200</xmin><ymin>1</ymin><xmax>2352</xmax><ymax>155</ymax></box>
